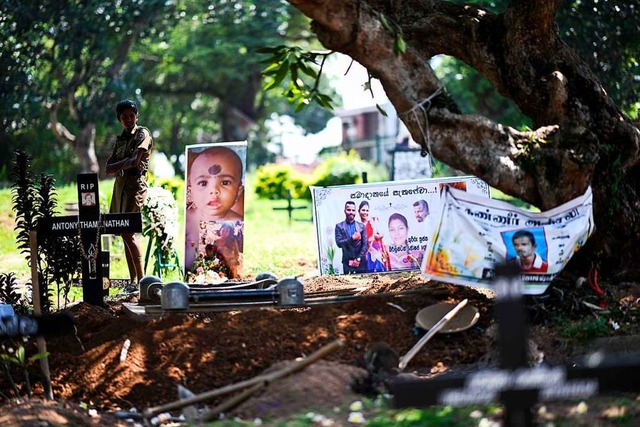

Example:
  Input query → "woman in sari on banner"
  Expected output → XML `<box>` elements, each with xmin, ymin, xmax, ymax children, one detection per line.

<box><xmin>387</xmin><ymin>213</ymin><xmax>423</xmax><ymax>270</ymax></box>
<box><xmin>358</xmin><ymin>201</ymin><xmax>390</xmax><ymax>272</ymax></box>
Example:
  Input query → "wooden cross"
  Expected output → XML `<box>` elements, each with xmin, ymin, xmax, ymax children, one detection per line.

<box><xmin>390</xmin><ymin>264</ymin><xmax>640</xmax><ymax>426</ymax></box>
<box><xmin>39</xmin><ymin>173</ymin><xmax>142</xmax><ymax>306</ymax></box>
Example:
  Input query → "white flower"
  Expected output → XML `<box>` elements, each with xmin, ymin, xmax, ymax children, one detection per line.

<box><xmin>348</xmin><ymin>411</ymin><xmax>366</xmax><ymax>424</ymax></box>
<box><xmin>469</xmin><ymin>410</ymin><xmax>483</xmax><ymax>419</ymax></box>
<box><xmin>477</xmin><ymin>418</ymin><xmax>493</xmax><ymax>427</ymax></box>
<box><xmin>349</xmin><ymin>401</ymin><xmax>363</xmax><ymax>411</ymax></box>
<box><xmin>610</xmin><ymin>320</ymin><xmax>620</xmax><ymax>330</ymax></box>
<box><xmin>142</xmin><ymin>186</ymin><xmax>179</xmax><ymax>261</ymax></box>
<box><xmin>576</xmin><ymin>401</ymin><xmax>588</xmax><ymax>414</ymax></box>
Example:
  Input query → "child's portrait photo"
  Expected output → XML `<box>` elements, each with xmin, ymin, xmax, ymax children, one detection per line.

<box><xmin>184</xmin><ymin>142</ymin><xmax>247</xmax><ymax>279</ymax></box>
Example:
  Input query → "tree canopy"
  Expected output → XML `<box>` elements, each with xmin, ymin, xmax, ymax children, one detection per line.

<box><xmin>0</xmin><ymin>0</ymin><xmax>178</xmax><ymax>174</ymax></box>
<box><xmin>0</xmin><ymin>0</ymin><xmax>335</xmax><ymax>177</ymax></box>
<box><xmin>286</xmin><ymin>0</ymin><xmax>640</xmax><ymax>278</ymax></box>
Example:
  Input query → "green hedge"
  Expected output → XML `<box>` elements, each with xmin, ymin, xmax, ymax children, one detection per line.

<box><xmin>254</xmin><ymin>151</ymin><xmax>385</xmax><ymax>200</ymax></box>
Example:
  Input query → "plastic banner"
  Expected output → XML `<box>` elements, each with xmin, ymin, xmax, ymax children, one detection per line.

<box><xmin>422</xmin><ymin>186</ymin><xmax>595</xmax><ymax>294</ymax></box>
<box><xmin>312</xmin><ymin>177</ymin><xmax>490</xmax><ymax>275</ymax></box>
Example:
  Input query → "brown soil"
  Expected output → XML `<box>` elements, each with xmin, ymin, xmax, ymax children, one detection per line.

<box><xmin>1</xmin><ymin>273</ymin><xmax>639</xmax><ymax>426</ymax></box>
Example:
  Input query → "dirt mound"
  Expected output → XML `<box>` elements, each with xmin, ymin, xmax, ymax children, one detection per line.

<box><xmin>6</xmin><ymin>274</ymin><xmax>637</xmax><ymax>423</ymax></box>
<box><xmin>32</xmin><ymin>274</ymin><xmax>492</xmax><ymax>418</ymax></box>
<box><xmin>0</xmin><ymin>398</ymin><xmax>128</xmax><ymax>427</ymax></box>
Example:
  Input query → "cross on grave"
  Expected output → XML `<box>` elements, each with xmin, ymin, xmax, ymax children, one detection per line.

<box><xmin>272</xmin><ymin>190</ymin><xmax>307</xmax><ymax>224</ymax></box>
<box><xmin>38</xmin><ymin>173</ymin><xmax>142</xmax><ymax>306</ymax></box>
<box><xmin>389</xmin><ymin>264</ymin><xmax>640</xmax><ymax>427</ymax></box>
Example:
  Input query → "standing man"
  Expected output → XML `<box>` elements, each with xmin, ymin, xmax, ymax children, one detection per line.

<box><xmin>509</xmin><ymin>230</ymin><xmax>549</xmax><ymax>273</ymax></box>
<box><xmin>413</xmin><ymin>200</ymin><xmax>430</xmax><ymax>223</ymax></box>
<box><xmin>335</xmin><ymin>201</ymin><xmax>368</xmax><ymax>274</ymax></box>
<box><xmin>106</xmin><ymin>99</ymin><xmax>153</xmax><ymax>285</ymax></box>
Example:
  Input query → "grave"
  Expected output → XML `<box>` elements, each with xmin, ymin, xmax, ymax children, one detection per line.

<box><xmin>390</xmin><ymin>265</ymin><xmax>640</xmax><ymax>426</ymax></box>
<box><xmin>38</xmin><ymin>173</ymin><xmax>142</xmax><ymax>306</ymax></box>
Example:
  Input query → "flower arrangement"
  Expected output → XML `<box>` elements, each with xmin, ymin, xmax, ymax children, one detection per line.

<box><xmin>142</xmin><ymin>187</ymin><xmax>179</xmax><ymax>274</ymax></box>
<box><xmin>186</xmin><ymin>244</ymin><xmax>229</xmax><ymax>284</ymax></box>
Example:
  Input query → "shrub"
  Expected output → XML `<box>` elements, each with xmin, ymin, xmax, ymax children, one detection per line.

<box><xmin>311</xmin><ymin>151</ymin><xmax>367</xmax><ymax>188</ymax></box>
<box><xmin>254</xmin><ymin>163</ymin><xmax>308</xmax><ymax>200</ymax></box>
<box><xmin>254</xmin><ymin>151</ymin><xmax>388</xmax><ymax>201</ymax></box>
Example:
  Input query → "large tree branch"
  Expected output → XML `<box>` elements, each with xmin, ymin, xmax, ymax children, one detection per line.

<box><xmin>47</xmin><ymin>102</ymin><xmax>76</xmax><ymax>148</ymax></box>
<box><xmin>288</xmin><ymin>0</ymin><xmax>640</xmax><ymax>207</ymax></box>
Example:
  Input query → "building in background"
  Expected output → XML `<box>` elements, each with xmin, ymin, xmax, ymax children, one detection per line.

<box><xmin>336</xmin><ymin>103</ymin><xmax>432</xmax><ymax>180</ymax></box>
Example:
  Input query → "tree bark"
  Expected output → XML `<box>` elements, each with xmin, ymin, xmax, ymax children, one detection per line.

<box><xmin>48</xmin><ymin>103</ymin><xmax>99</xmax><ymax>174</ymax></box>
<box><xmin>288</xmin><ymin>0</ymin><xmax>640</xmax><ymax>278</ymax></box>
<box><xmin>73</xmin><ymin>123</ymin><xmax>99</xmax><ymax>174</ymax></box>
<box><xmin>219</xmin><ymin>64</ymin><xmax>262</xmax><ymax>142</ymax></box>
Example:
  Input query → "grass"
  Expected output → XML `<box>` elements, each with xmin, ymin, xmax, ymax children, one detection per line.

<box><xmin>0</xmin><ymin>173</ymin><xmax>317</xmax><ymax>286</ymax></box>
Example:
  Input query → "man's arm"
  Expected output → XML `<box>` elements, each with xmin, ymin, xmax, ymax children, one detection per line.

<box><xmin>335</xmin><ymin>223</ymin><xmax>349</xmax><ymax>249</ymax></box>
<box><xmin>106</xmin><ymin>148</ymin><xmax>147</xmax><ymax>176</ymax></box>
<box><xmin>106</xmin><ymin>128</ymin><xmax>152</xmax><ymax>176</ymax></box>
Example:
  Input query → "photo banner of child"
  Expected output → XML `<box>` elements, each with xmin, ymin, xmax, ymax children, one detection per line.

<box><xmin>184</xmin><ymin>142</ymin><xmax>247</xmax><ymax>283</ymax></box>
<box><xmin>311</xmin><ymin>176</ymin><xmax>490</xmax><ymax>276</ymax></box>
<box><xmin>423</xmin><ymin>185</ymin><xmax>595</xmax><ymax>294</ymax></box>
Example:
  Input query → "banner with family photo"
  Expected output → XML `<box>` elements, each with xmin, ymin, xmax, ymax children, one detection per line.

<box><xmin>422</xmin><ymin>186</ymin><xmax>595</xmax><ymax>294</ymax></box>
<box><xmin>184</xmin><ymin>142</ymin><xmax>247</xmax><ymax>283</ymax></box>
<box><xmin>311</xmin><ymin>177</ymin><xmax>490</xmax><ymax>276</ymax></box>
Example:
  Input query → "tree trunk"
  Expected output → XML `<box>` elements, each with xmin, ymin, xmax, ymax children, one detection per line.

<box><xmin>220</xmin><ymin>103</ymin><xmax>256</xmax><ymax>142</ymax></box>
<box><xmin>73</xmin><ymin>123</ymin><xmax>99</xmax><ymax>174</ymax></box>
<box><xmin>288</xmin><ymin>0</ymin><xmax>640</xmax><ymax>279</ymax></box>
<box><xmin>48</xmin><ymin>104</ymin><xmax>100</xmax><ymax>174</ymax></box>
<box><xmin>219</xmin><ymin>64</ymin><xmax>262</xmax><ymax>142</ymax></box>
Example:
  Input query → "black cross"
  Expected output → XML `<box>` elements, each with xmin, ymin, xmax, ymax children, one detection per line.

<box><xmin>272</xmin><ymin>190</ymin><xmax>306</xmax><ymax>224</ymax></box>
<box><xmin>38</xmin><ymin>173</ymin><xmax>141</xmax><ymax>306</ymax></box>
<box><xmin>390</xmin><ymin>264</ymin><xmax>640</xmax><ymax>426</ymax></box>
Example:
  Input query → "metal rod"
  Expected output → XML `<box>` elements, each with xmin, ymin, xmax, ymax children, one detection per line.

<box><xmin>398</xmin><ymin>299</ymin><xmax>468</xmax><ymax>371</ymax></box>
<box><xmin>190</xmin><ymin>289</ymin><xmax>277</xmax><ymax>303</ymax></box>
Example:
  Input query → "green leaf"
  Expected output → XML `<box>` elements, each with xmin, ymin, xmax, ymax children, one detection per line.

<box><xmin>262</xmin><ymin>62</ymin><xmax>280</xmax><ymax>74</ymax></box>
<box><xmin>315</xmin><ymin>93</ymin><xmax>335</xmax><ymax>110</ymax></box>
<box><xmin>376</xmin><ymin>104</ymin><xmax>388</xmax><ymax>117</ymax></box>
<box><xmin>291</xmin><ymin>64</ymin><xmax>299</xmax><ymax>88</ymax></box>
<box><xmin>298</xmin><ymin>62</ymin><xmax>318</xmax><ymax>79</ymax></box>
<box><xmin>16</xmin><ymin>346</ymin><xmax>25</xmax><ymax>365</ymax></box>
<box><xmin>1</xmin><ymin>354</ymin><xmax>20</xmax><ymax>364</ymax></box>
<box><xmin>379</xmin><ymin>13</ymin><xmax>393</xmax><ymax>33</ymax></box>
<box><xmin>29</xmin><ymin>352</ymin><xmax>50</xmax><ymax>362</ymax></box>
<box><xmin>294</xmin><ymin>97</ymin><xmax>309</xmax><ymax>113</ymax></box>
<box><xmin>395</xmin><ymin>33</ymin><xmax>407</xmax><ymax>55</ymax></box>
<box><xmin>271</xmin><ymin>64</ymin><xmax>290</xmax><ymax>88</ymax></box>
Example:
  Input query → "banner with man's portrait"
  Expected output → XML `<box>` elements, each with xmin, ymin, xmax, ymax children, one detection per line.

<box><xmin>184</xmin><ymin>142</ymin><xmax>247</xmax><ymax>283</ymax></box>
<box><xmin>311</xmin><ymin>177</ymin><xmax>490</xmax><ymax>275</ymax></box>
<box><xmin>422</xmin><ymin>185</ymin><xmax>595</xmax><ymax>294</ymax></box>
